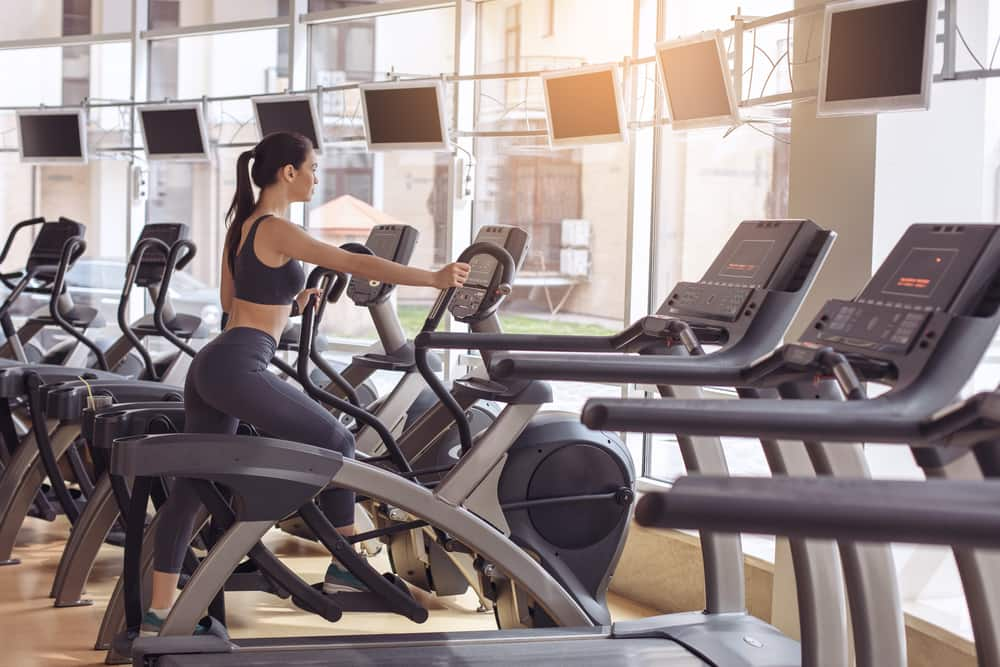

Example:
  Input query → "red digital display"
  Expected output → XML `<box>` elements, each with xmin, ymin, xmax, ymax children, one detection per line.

<box><xmin>883</xmin><ymin>247</ymin><xmax>957</xmax><ymax>299</ymax></box>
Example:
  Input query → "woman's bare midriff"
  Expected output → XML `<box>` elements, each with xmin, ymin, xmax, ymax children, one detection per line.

<box><xmin>226</xmin><ymin>298</ymin><xmax>290</xmax><ymax>343</ymax></box>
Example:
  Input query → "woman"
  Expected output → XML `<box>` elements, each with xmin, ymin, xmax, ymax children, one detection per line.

<box><xmin>144</xmin><ymin>131</ymin><xmax>470</xmax><ymax>631</ymax></box>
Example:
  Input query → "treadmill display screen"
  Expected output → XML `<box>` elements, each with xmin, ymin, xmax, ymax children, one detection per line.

<box><xmin>882</xmin><ymin>247</ymin><xmax>956</xmax><ymax>299</ymax></box>
<box><xmin>718</xmin><ymin>240</ymin><xmax>775</xmax><ymax>281</ymax></box>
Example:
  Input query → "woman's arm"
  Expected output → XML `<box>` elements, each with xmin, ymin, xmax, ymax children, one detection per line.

<box><xmin>267</xmin><ymin>219</ymin><xmax>469</xmax><ymax>289</ymax></box>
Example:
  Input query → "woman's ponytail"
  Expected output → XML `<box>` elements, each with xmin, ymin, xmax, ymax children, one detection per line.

<box><xmin>224</xmin><ymin>149</ymin><xmax>256</xmax><ymax>274</ymax></box>
<box><xmin>222</xmin><ymin>133</ymin><xmax>312</xmax><ymax>275</ymax></box>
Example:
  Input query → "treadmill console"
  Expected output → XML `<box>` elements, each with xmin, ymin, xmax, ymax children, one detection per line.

<box><xmin>661</xmin><ymin>219</ymin><xmax>826</xmax><ymax>323</ymax></box>
<box><xmin>135</xmin><ymin>223</ymin><xmax>190</xmax><ymax>287</ymax></box>
<box><xmin>346</xmin><ymin>224</ymin><xmax>419</xmax><ymax>306</ymax></box>
<box><xmin>802</xmin><ymin>224</ymin><xmax>1000</xmax><ymax>357</ymax></box>
<box><xmin>26</xmin><ymin>217</ymin><xmax>86</xmax><ymax>281</ymax></box>
<box><xmin>451</xmin><ymin>225</ymin><xmax>529</xmax><ymax>323</ymax></box>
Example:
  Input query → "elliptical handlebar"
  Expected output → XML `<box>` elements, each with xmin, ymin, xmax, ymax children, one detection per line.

<box><xmin>152</xmin><ymin>239</ymin><xmax>198</xmax><ymax>359</ymax></box>
<box><xmin>50</xmin><ymin>236</ymin><xmax>108</xmax><ymax>370</ymax></box>
<box><xmin>118</xmin><ymin>237</ymin><xmax>173</xmax><ymax>378</ymax></box>
<box><xmin>419</xmin><ymin>242</ymin><xmax>516</xmax><ymax>334</ymax></box>
<box><xmin>412</xmin><ymin>242</ymin><xmax>517</xmax><ymax>457</ymax></box>
<box><xmin>298</xmin><ymin>266</ymin><xmax>413</xmax><ymax>473</ymax></box>
<box><xmin>0</xmin><ymin>217</ymin><xmax>44</xmax><ymax>290</ymax></box>
<box><xmin>302</xmin><ymin>265</ymin><xmax>360</xmax><ymax>406</ymax></box>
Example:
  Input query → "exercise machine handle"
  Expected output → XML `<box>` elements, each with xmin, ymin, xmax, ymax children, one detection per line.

<box><xmin>50</xmin><ymin>236</ymin><xmax>108</xmax><ymax>370</ymax></box>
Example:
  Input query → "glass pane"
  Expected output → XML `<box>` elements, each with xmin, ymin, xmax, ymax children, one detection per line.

<box><xmin>0</xmin><ymin>0</ymin><xmax>131</xmax><ymax>40</ymax></box>
<box><xmin>149</xmin><ymin>0</ymin><xmax>288</xmax><ymax>30</ymax></box>
<box><xmin>474</xmin><ymin>1</ymin><xmax>634</xmax><ymax>338</ymax></box>
<box><xmin>0</xmin><ymin>42</ymin><xmax>130</xmax><ymax>351</ymax></box>
<box><xmin>308</xmin><ymin>8</ymin><xmax>455</xmax><ymax>344</ymax></box>
<box><xmin>147</xmin><ymin>28</ymin><xmax>287</xmax><ymax>330</ymax></box>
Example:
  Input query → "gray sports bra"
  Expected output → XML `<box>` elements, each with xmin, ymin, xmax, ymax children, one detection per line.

<box><xmin>233</xmin><ymin>215</ymin><xmax>305</xmax><ymax>306</ymax></box>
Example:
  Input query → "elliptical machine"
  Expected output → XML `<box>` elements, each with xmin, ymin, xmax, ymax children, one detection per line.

<box><xmin>0</xmin><ymin>216</ymin><xmax>102</xmax><ymax>367</ymax></box>
<box><xmin>100</xmin><ymin>223</ymin><xmax>207</xmax><ymax>383</ymax></box>
<box><xmin>378</xmin><ymin>225</ymin><xmax>635</xmax><ymax>628</ymax></box>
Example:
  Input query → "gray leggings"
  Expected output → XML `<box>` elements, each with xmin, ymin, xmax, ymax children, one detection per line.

<box><xmin>153</xmin><ymin>326</ymin><xmax>356</xmax><ymax>574</ymax></box>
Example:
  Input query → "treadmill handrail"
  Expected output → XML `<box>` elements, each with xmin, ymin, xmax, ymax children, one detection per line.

<box><xmin>415</xmin><ymin>315</ymin><xmax>704</xmax><ymax>356</ymax></box>
<box><xmin>639</xmin><ymin>475</ymin><xmax>1000</xmax><ymax>549</ymax></box>
<box><xmin>580</xmin><ymin>386</ymin><xmax>1000</xmax><ymax>446</ymax></box>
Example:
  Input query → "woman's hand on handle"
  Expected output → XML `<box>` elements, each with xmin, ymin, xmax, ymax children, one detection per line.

<box><xmin>294</xmin><ymin>287</ymin><xmax>323</xmax><ymax>314</ymax></box>
<box><xmin>433</xmin><ymin>262</ymin><xmax>471</xmax><ymax>289</ymax></box>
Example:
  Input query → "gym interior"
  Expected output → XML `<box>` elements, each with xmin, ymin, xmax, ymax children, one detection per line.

<box><xmin>0</xmin><ymin>1</ymin><xmax>998</xmax><ymax>665</ymax></box>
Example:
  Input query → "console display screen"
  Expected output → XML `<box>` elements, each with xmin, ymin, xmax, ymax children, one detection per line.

<box><xmin>718</xmin><ymin>240</ymin><xmax>775</xmax><ymax>281</ymax></box>
<box><xmin>882</xmin><ymin>247</ymin><xmax>957</xmax><ymax>299</ymax></box>
<box><xmin>365</xmin><ymin>228</ymin><xmax>398</xmax><ymax>260</ymax></box>
<box><xmin>467</xmin><ymin>228</ymin><xmax>509</xmax><ymax>287</ymax></box>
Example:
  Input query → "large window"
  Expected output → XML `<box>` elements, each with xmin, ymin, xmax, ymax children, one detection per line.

<box><xmin>646</xmin><ymin>0</ymin><xmax>793</xmax><ymax>482</ymax></box>
<box><xmin>147</xmin><ymin>27</ymin><xmax>288</xmax><ymax>321</ymax></box>
<box><xmin>306</xmin><ymin>7</ymin><xmax>455</xmax><ymax>345</ymax></box>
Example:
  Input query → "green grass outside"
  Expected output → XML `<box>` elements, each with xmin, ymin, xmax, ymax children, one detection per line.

<box><xmin>397</xmin><ymin>304</ymin><xmax>619</xmax><ymax>338</ymax></box>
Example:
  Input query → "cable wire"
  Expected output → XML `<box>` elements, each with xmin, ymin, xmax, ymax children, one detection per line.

<box><xmin>956</xmin><ymin>25</ymin><xmax>987</xmax><ymax>71</ymax></box>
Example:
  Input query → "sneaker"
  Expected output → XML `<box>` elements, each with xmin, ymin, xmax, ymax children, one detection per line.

<box><xmin>140</xmin><ymin>610</ymin><xmax>214</xmax><ymax>637</ymax></box>
<box><xmin>140</xmin><ymin>610</ymin><xmax>165</xmax><ymax>637</ymax></box>
<box><xmin>323</xmin><ymin>562</ymin><xmax>367</xmax><ymax>594</ymax></box>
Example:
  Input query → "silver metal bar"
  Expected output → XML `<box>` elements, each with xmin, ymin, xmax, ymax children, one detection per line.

<box><xmin>333</xmin><ymin>458</ymin><xmax>593</xmax><ymax>627</ymax></box>
<box><xmin>941</xmin><ymin>1</ymin><xmax>957</xmax><ymax>80</ymax></box>
<box><xmin>355</xmin><ymin>372</ymin><xmax>428</xmax><ymax>454</ymax></box>
<box><xmin>453</xmin><ymin>129</ymin><xmax>548</xmax><ymax>138</ymax></box>
<box><xmin>762</xmin><ymin>438</ymin><xmax>850</xmax><ymax>667</ymax></box>
<box><xmin>934</xmin><ymin>67</ymin><xmax>1000</xmax><ymax>82</ymax></box>
<box><xmin>301</xmin><ymin>0</ymin><xmax>456</xmax><ymax>25</ymax></box>
<box><xmin>161</xmin><ymin>520</ymin><xmax>274</xmax><ymax>636</ymax></box>
<box><xmin>927</xmin><ymin>452</ymin><xmax>1000</xmax><ymax>667</ymax></box>
<box><xmin>667</xmin><ymin>383</ymin><xmax>745</xmax><ymax>614</ymax></box>
<box><xmin>0</xmin><ymin>32</ymin><xmax>131</xmax><ymax>51</ymax></box>
<box><xmin>142</xmin><ymin>16</ymin><xmax>289</xmax><ymax>41</ymax></box>
<box><xmin>741</xmin><ymin>89</ymin><xmax>818</xmax><ymax>107</ymax></box>
<box><xmin>0</xmin><ymin>425</ymin><xmax>78</xmax><ymax>562</ymax></box>
<box><xmin>52</xmin><ymin>475</ymin><xmax>119</xmax><ymax>606</ymax></box>
<box><xmin>434</xmin><ymin>404</ymin><xmax>539</xmax><ymax>507</ymax></box>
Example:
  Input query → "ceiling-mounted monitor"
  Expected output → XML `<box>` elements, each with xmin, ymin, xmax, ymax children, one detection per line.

<box><xmin>655</xmin><ymin>31</ymin><xmax>739</xmax><ymax>131</ymax></box>
<box><xmin>359</xmin><ymin>80</ymin><xmax>450</xmax><ymax>152</ymax></box>
<box><xmin>138</xmin><ymin>104</ymin><xmax>211</xmax><ymax>161</ymax></box>
<box><xmin>541</xmin><ymin>64</ymin><xmax>627</xmax><ymax>148</ymax></box>
<box><xmin>16</xmin><ymin>108</ymin><xmax>88</xmax><ymax>165</ymax></box>
<box><xmin>817</xmin><ymin>0</ymin><xmax>935</xmax><ymax>116</ymax></box>
<box><xmin>253</xmin><ymin>94</ymin><xmax>323</xmax><ymax>153</ymax></box>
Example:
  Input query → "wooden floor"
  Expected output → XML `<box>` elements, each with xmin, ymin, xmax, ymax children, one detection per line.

<box><xmin>1</xmin><ymin>515</ymin><xmax>654</xmax><ymax>667</ymax></box>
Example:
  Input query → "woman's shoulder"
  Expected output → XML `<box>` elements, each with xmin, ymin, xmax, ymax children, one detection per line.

<box><xmin>254</xmin><ymin>214</ymin><xmax>296</xmax><ymax>232</ymax></box>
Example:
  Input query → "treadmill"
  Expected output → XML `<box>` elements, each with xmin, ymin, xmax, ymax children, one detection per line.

<box><xmin>582</xmin><ymin>222</ymin><xmax>1000</xmax><ymax>667</ymax></box>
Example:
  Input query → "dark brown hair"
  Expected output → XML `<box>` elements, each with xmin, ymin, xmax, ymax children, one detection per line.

<box><xmin>224</xmin><ymin>131</ymin><xmax>313</xmax><ymax>274</ymax></box>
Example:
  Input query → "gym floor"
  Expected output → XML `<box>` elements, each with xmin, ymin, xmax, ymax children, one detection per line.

<box><xmin>1</xmin><ymin>517</ymin><xmax>653</xmax><ymax>667</ymax></box>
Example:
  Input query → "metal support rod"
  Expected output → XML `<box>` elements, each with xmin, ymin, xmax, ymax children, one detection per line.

<box><xmin>941</xmin><ymin>0</ymin><xmax>958</xmax><ymax>80</ymax></box>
